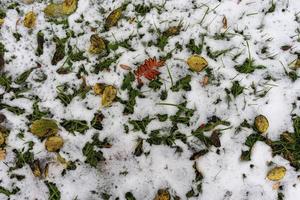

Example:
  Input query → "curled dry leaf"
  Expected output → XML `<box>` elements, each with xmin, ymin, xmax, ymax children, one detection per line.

<box><xmin>222</xmin><ymin>15</ymin><xmax>228</xmax><ymax>29</ymax></box>
<box><xmin>45</xmin><ymin>136</ymin><xmax>64</xmax><ymax>152</ymax></box>
<box><xmin>44</xmin><ymin>163</ymin><xmax>49</xmax><ymax>178</ymax></box>
<box><xmin>254</xmin><ymin>115</ymin><xmax>269</xmax><ymax>133</ymax></box>
<box><xmin>272</xmin><ymin>182</ymin><xmax>280</xmax><ymax>190</ymax></box>
<box><xmin>119</xmin><ymin>64</ymin><xmax>132</xmax><ymax>70</ymax></box>
<box><xmin>154</xmin><ymin>189</ymin><xmax>170</xmax><ymax>200</ymax></box>
<box><xmin>267</xmin><ymin>166</ymin><xmax>286</xmax><ymax>181</ymax></box>
<box><xmin>89</xmin><ymin>34</ymin><xmax>106</xmax><ymax>54</ymax></box>
<box><xmin>163</xmin><ymin>24</ymin><xmax>182</xmax><ymax>37</ymax></box>
<box><xmin>0</xmin><ymin>18</ymin><xmax>4</xmax><ymax>26</ymax></box>
<box><xmin>24</xmin><ymin>11</ymin><xmax>37</xmax><ymax>28</ymax></box>
<box><xmin>101</xmin><ymin>85</ymin><xmax>117</xmax><ymax>107</ymax></box>
<box><xmin>0</xmin><ymin>148</ymin><xmax>6</xmax><ymax>160</ymax></box>
<box><xmin>201</xmin><ymin>76</ymin><xmax>209</xmax><ymax>87</ymax></box>
<box><xmin>30</xmin><ymin>159</ymin><xmax>42</xmax><ymax>177</ymax></box>
<box><xmin>187</xmin><ymin>55</ymin><xmax>208</xmax><ymax>72</ymax></box>
<box><xmin>30</xmin><ymin>119</ymin><xmax>58</xmax><ymax>138</ymax></box>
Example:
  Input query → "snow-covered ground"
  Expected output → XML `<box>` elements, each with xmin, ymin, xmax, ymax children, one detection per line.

<box><xmin>0</xmin><ymin>0</ymin><xmax>300</xmax><ymax>199</ymax></box>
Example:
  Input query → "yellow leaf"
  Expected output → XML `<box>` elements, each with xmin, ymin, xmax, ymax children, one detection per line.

<box><xmin>30</xmin><ymin>119</ymin><xmax>58</xmax><ymax>138</ymax></box>
<box><xmin>89</xmin><ymin>34</ymin><xmax>106</xmax><ymax>54</ymax></box>
<box><xmin>45</xmin><ymin>136</ymin><xmax>64</xmax><ymax>152</ymax></box>
<box><xmin>44</xmin><ymin>0</ymin><xmax>77</xmax><ymax>17</ymax></box>
<box><xmin>154</xmin><ymin>189</ymin><xmax>170</xmax><ymax>200</ymax></box>
<box><xmin>254</xmin><ymin>115</ymin><xmax>269</xmax><ymax>133</ymax></box>
<box><xmin>105</xmin><ymin>7</ymin><xmax>122</xmax><ymax>30</ymax></box>
<box><xmin>24</xmin><ymin>11</ymin><xmax>37</xmax><ymax>28</ymax></box>
<box><xmin>101</xmin><ymin>85</ymin><xmax>117</xmax><ymax>107</ymax></box>
<box><xmin>62</xmin><ymin>0</ymin><xmax>78</xmax><ymax>15</ymax></box>
<box><xmin>267</xmin><ymin>166</ymin><xmax>286</xmax><ymax>181</ymax></box>
<box><xmin>187</xmin><ymin>55</ymin><xmax>208</xmax><ymax>72</ymax></box>
<box><xmin>93</xmin><ymin>83</ymin><xmax>106</xmax><ymax>95</ymax></box>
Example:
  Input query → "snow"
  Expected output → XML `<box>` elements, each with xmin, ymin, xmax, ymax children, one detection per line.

<box><xmin>0</xmin><ymin>0</ymin><xmax>300</xmax><ymax>199</ymax></box>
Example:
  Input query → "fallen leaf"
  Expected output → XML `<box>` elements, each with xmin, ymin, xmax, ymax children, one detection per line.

<box><xmin>135</xmin><ymin>57</ymin><xmax>164</xmax><ymax>84</ymax></box>
<box><xmin>267</xmin><ymin>166</ymin><xmax>286</xmax><ymax>181</ymax></box>
<box><xmin>187</xmin><ymin>55</ymin><xmax>208</xmax><ymax>72</ymax></box>
<box><xmin>24</xmin><ymin>11</ymin><xmax>37</xmax><ymax>28</ymax></box>
<box><xmin>101</xmin><ymin>85</ymin><xmax>117</xmax><ymax>107</ymax></box>
<box><xmin>222</xmin><ymin>16</ymin><xmax>227</xmax><ymax>29</ymax></box>
<box><xmin>0</xmin><ymin>149</ymin><xmax>6</xmax><ymax>160</ymax></box>
<box><xmin>120</xmin><ymin>64</ymin><xmax>132</xmax><ymax>70</ymax></box>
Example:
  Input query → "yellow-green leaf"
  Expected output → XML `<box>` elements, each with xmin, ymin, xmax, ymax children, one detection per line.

<box><xmin>105</xmin><ymin>7</ymin><xmax>122</xmax><ymax>30</ymax></box>
<box><xmin>254</xmin><ymin>115</ymin><xmax>269</xmax><ymax>133</ymax></box>
<box><xmin>89</xmin><ymin>34</ymin><xmax>106</xmax><ymax>54</ymax></box>
<box><xmin>44</xmin><ymin>0</ymin><xmax>77</xmax><ymax>17</ymax></box>
<box><xmin>101</xmin><ymin>85</ymin><xmax>117</xmax><ymax>107</ymax></box>
<box><xmin>45</xmin><ymin>136</ymin><xmax>64</xmax><ymax>152</ymax></box>
<box><xmin>30</xmin><ymin>119</ymin><xmax>58</xmax><ymax>138</ymax></box>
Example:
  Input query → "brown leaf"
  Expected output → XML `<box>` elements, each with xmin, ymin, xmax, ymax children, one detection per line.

<box><xmin>201</xmin><ymin>76</ymin><xmax>209</xmax><ymax>87</ymax></box>
<box><xmin>280</xmin><ymin>45</ymin><xmax>292</xmax><ymax>51</ymax></box>
<box><xmin>272</xmin><ymin>182</ymin><xmax>280</xmax><ymax>190</ymax></box>
<box><xmin>222</xmin><ymin>16</ymin><xmax>228</xmax><ymax>29</ymax></box>
<box><xmin>0</xmin><ymin>149</ymin><xmax>6</xmax><ymax>160</ymax></box>
<box><xmin>210</xmin><ymin>130</ymin><xmax>221</xmax><ymax>147</ymax></box>
<box><xmin>119</xmin><ymin>64</ymin><xmax>132</xmax><ymax>70</ymax></box>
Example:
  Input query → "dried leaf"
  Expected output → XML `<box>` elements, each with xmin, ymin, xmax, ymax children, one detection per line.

<box><xmin>89</xmin><ymin>34</ymin><xmax>106</xmax><ymax>54</ymax></box>
<box><xmin>222</xmin><ymin>16</ymin><xmax>227</xmax><ymax>29</ymax></box>
<box><xmin>101</xmin><ymin>85</ymin><xmax>117</xmax><ymax>107</ymax></box>
<box><xmin>0</xmin><ymin>131</ymin><xmax>6</xmax><ymax>145</ymax></box>
<box><xmin>105</xmin><ymin>7</ymin><xmax>122</xmax><ymax>30</ymax></box>
<box><xmin>120</xmin><ymin>64</ymin><xmax>132</xmax><ymax>70</ymax></box>
<box><xmin>267</xmin><ymin>166</ymin><xmax>286</xmax><ymax>181</ymax></box>
<box><xmin>187</xmin><ymin>55</ymin><xmax>208</xmax><ymax>72</ymax></box>
<box><xmin>154</xmin><ymin>189</ymin><xmax>170</xmax><ymax>200</ymax></box>
<box><xmin>62</xmin><ymin>0</ymin><xmax>77</xmax><ymax>15</ymax></box>
<box><xmin>93</xmin><ymin>83</ymin><xmax>106</xmax><ymax>95</ymax></box>
<box><xmin>254</xmin><ymin>115</ymin><xmax>269</xmax><ymax>133</ymax></box>
<box><xmin>30</xmin><ymin>159</ymin><xmax>42</xmax><ymax>177</ymax></box>
<box><xmin>24</xmin><ymin>11</ymin><xmax>37</xmax><ymax>28</ymax></box>
<box><xmin>0</xmin><ymin>149</ymin><xmax>6</xmax><ymax>160</ymax></box>
<box><xmin>45</xmin><ymin>136</ymin><xmax>64</xmax><ymax>152</ymax></box>
<box><xmin>201</xmin><ymin>76</ymin><xmax>209</xmax><ymax>87</ymax></box>
<box><xmin>30</xmin><ymin>119</ymin><xmax>58</xmax><ymax>138</ymax></box>
<box><xmin>272</xmin><ymin>182</ymin><xmax>280</xmax><ymax>190</ymax></box>
<box><xmin>44</xmin><ymin>0</ymin><xmax>77</xmax><ymax>17</ymax></box>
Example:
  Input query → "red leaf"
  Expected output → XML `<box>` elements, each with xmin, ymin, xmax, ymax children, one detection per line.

<box><xmin>134</xmin><ymin>57</ymin><xmax>164</xmax><ymax>84</ymax></box>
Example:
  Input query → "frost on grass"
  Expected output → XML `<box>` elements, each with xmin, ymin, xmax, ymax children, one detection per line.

<box><xmin>0</xmin><ymin>0</ymin><xmax>300</xmax><ymax>199</ymax></box>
